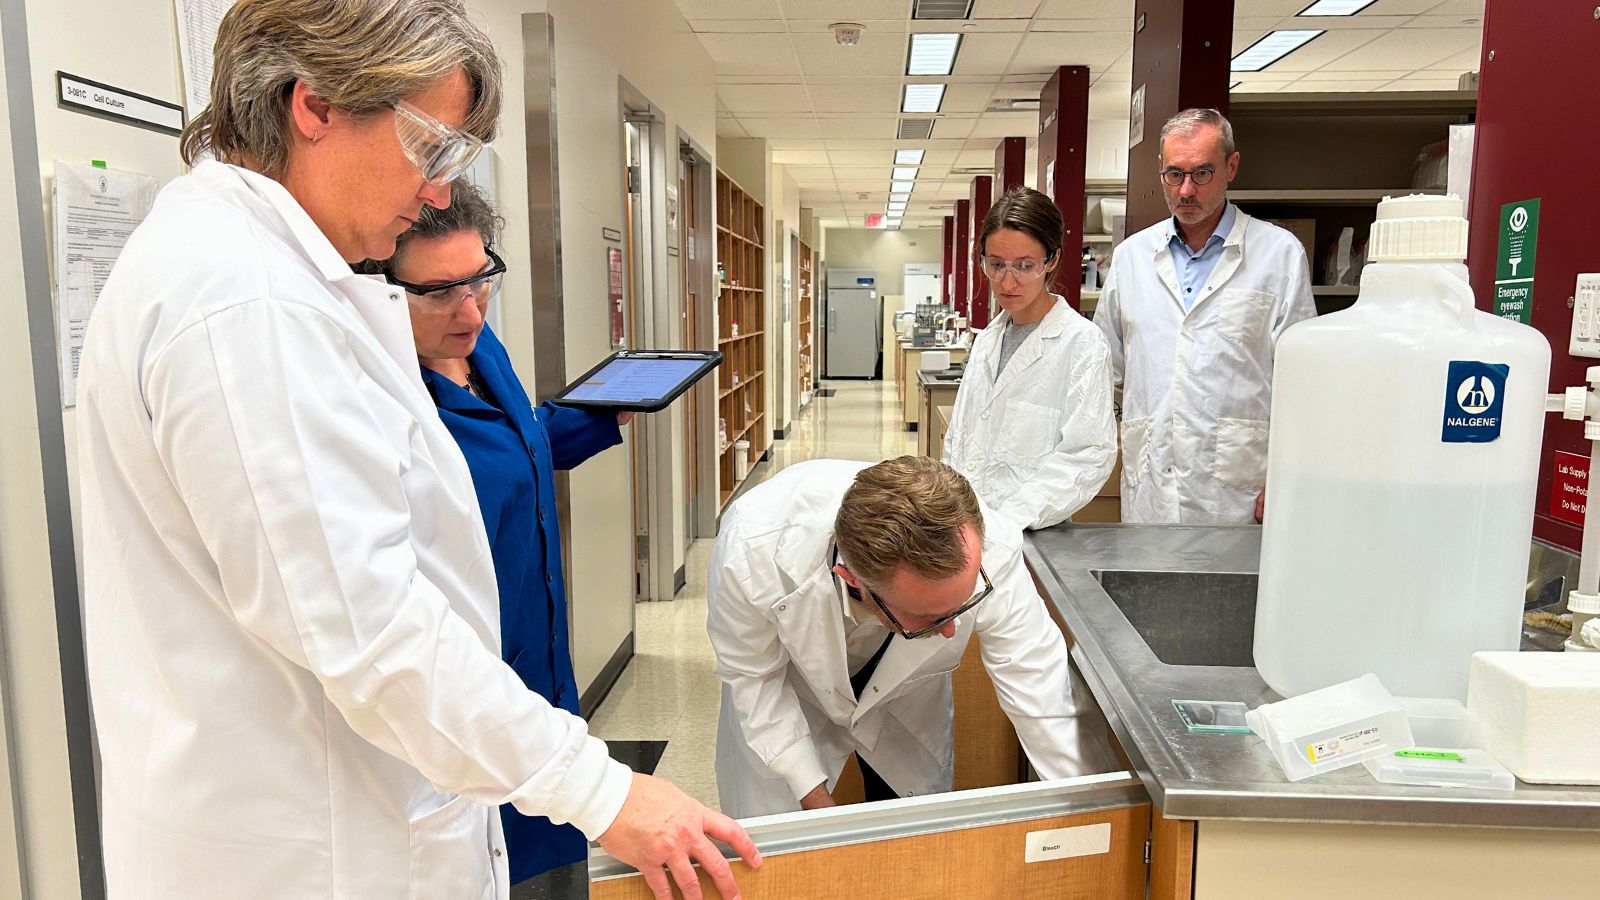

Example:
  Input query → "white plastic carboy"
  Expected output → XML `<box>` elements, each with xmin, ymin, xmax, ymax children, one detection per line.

<box><xmin>1254</xmin><ymin>194</ymin><xmax>1551</xmax><ymax>702</ymax></box>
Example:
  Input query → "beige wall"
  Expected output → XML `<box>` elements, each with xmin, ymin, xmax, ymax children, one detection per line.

<box><xmin>536</xmin><ymin>0</ymin><xmax>716</xmax><ymax>682</ymax></box>
<box><xmin>821</xmin><ymin>228</ymin><xmax>945</xmax><ymax>297</ymax></box>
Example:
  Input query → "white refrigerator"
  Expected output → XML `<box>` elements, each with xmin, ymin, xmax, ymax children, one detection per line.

<box><xmin>825</xmin><ymin>269</ymin><xmax>881</xmax><ymax>379</ymax></box>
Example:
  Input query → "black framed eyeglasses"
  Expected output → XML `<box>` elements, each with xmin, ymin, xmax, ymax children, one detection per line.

<box><xmin>385</xmin><ymin>246</ymin><xmax>506</xmax><ymax>313</ymax></box>
<box><xmin>832</xmin><ymin>546</ymin><xmax>994</xmax><ymax>639</ymax></box>
<box><xmin>1161</xmin><ymin>166</ymin><xmax>1216</xmax><ymax>187</ymax></box>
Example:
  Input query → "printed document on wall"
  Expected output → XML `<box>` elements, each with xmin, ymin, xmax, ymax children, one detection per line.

<box><xmin>53</xmin><ymin>162</ymin><xmax>160</xmax><ymax>407</ymax></box>
<box><xmin>174</xmin><ymin>0</ymin><xmax>236</xmax><ymax>114</ymax></box>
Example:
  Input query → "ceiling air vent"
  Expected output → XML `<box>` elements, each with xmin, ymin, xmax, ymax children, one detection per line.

<box><xmin>897</xmin><ymin>117</ymin><xmax>936</xmax><ymax>140</ymax></box>
<box><xmin>913</xmin><ymin>0</ymin><xmax>973</xmax><ymax>19</ymax></box>
<box><xmin>986</xmin><ymin>97</ymin><xmax>1041</xmax><ymax>112</ymax></box>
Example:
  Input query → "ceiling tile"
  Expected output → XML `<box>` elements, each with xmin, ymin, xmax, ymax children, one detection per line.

<box><xmin>1279</xmin><ymin>80</ymin><xmax>1395</xmax><ymax>92</ymax></box>
<box><xmin>716</xmin><ymin>117</ymin><xmax>750</xmax><ymax>138</ymax></box>
<box><xmin>950</xmin><ymin>33</ymin><xmax>1026</xmax><ymax>76</ymax></box>
<box><xmin>792</xmin><ymin>32</ymin><xmax>907</xmax><ymax>77</ymax></box>
<box><xmin>1423</xmin><ymin>0</ymin><xmax>1486</xmax><ymax>13</ymax></box>
<box><xmin>716</xmin><ymin>83</ymin><xmax>814</xmax><ymax>113</ymax></box>
<box><xmin>689</xmin><ymin>20</ymin><xmax>790</xmax><ymax>34</ymax></box>
<box><xmin>1364</xmin><ymin>0</ymin><xmax>1448</xmax><ymax>12</ymax></box>
<box><xmin>818</xmin><ymin>118</ymin><xmax>900</xmax><ymax>140</ymax></box>
<box><xmin>694</xmin><ymin>33</ymin><xmax>801</xmax><ymax>76</ymax></box>
<box><xmin>1374</xmin><ymin>78</ymin><xmax>1465</xmax><ymax>91</ymax></box>
<box><xmin>768</xmin><ymin>139</ymin><xmax>831</xmax><ymax>150</ymax></box>
<box><xmin>1230</xmin><ymin>81</ymin><xmax>1296</xmax><ymax>93</ymax></box>
<box><xmin>1321</xmin><ymin>27</ymin><xmax>1477</xmax><ymax>71</ymax></box>
<box><xmin>970</xmin><ymin>0</ymin><xmax>1048</xmax><ymax>17</ymax></box>
<box><xmin>827</xmin><ymin>150</ymin><xmax>894</xmax><ymax>165</ymax></box>
<box><xmin>968</xmin><ymin>113</ymin><xmax>1037</xmax><ymax>138</ymax></box>
<box><xmin>677</xmin><ymin>0</ymin><xmax>783</xmax><ymax>18</ymax></box>
<box><xmin>1035</xmin><ymin>0</ymin><xmax>1132</xmax><ymax>16</ymax></box>
<box><xmin>1233</xmin><ymin>0</ymin><xmax>1312</xmax><ymax>14</ymax></box>
<box><xmin>773</xmin><ymin>149</ymin><xmax>833</xmax><ymax>165</ymax></box>
<box><xmin>941</xmin><ymin>83</ymin><xmax>999</xmax><ymax>113</ymax></box>
<box><xmin>1011</xmin><ymin>31</ymin><xmax>1126</xmax><ymax>74</ymax></box>
<box><xmin>737</xmin><ymin>117</ymin><xmax>823</xmax><ymax>139</ymax></box>
<box><xmin>1297</xmin><ymin>69</ymin><xmax>1411</xmax><ymax>81</ymax></box>
<box><xmin>781</xmin><ymin>0</ymin><xmax>912</xmax><ymax>19</ymax></box>
<box><xmin>933</xmin><ymin>117</ymin><xmax>977</xmax><ymax>139</ymax></box>
<box><xmin>1426</xmin><ymin>45</ymin><xmax>1481</xmax><ymax>71</ymax></box>
<box><xmin>1031</xmin><ymin>18</ymin><xmax>1131</xmax><ymax>34</ymax></box>
<box><xmin>807</xmin><ymin>83</ymin><xmax>903</xmax><ymax>113</ymax></box>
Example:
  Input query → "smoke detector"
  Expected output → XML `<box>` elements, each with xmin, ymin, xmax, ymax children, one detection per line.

<box><xmin>831</xmin><ymin>23</ymin><xmax>865</xmax><ymax>46</ymax></box>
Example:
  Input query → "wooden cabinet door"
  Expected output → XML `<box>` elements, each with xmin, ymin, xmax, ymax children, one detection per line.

<box><xmin>589</xmin><ymin>775</ymin><xmax>1151</xmax><ymax>900</ymax></box>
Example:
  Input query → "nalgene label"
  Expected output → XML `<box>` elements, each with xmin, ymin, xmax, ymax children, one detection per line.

<box><xmin>1306</xmin><ymin>726</ymin><xmax>1384</xmax><ymax>764</ymax></box>
<box><xmin>1441</xmin><ymin>360</ymin><xmax>1509</xmax><ymax>443</ymax></box>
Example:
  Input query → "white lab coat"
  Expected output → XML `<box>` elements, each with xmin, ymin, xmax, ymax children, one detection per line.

<box><xmin>1094</xmin><ymin>207</ymin><xmax>1315</xmax><ymax>523</ymax></box>
<box><xmin>77</xmin><ymin>161</ymin><xmax>632</xmax><ymax>900</ymax></box>
<box><xmin>942</xmin><ymin>297</ymin><xmax>1117</xmax><ymax>529</ymax></box>
<box><xmin>706</xmin><ymin>459</ymin><xmax>1087</xmax><ymax>819</ymax></box>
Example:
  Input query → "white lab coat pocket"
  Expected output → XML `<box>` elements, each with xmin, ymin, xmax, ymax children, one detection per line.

<box><xmin>1119</xmin><ymin>416</ymin><xmax>1151</xmax><ymax>488</ymax></box>
<box><xmin>1217</xmin><ymin>288</ymin><xmax>1275</xmax><ymax>344</ymax></box>
<box><xmin>1212</xmin><ymin>418</ymin><xmax>1270</xmax><ymax>492</ymax></box>
<box><xmin>996</xmin><ymin>399</ymin><xmax>1063</xmax><ymax>466</ymax></box>
<box><xmin>408</xmin><ymin>793</ymin><xmax>492</xmax><ymax>900</ymax></box>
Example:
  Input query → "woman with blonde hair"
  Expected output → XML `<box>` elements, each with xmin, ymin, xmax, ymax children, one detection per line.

<box><xmin>76</xmin><ymin>2</ymin><xmax>756</xmax><ymax>898</ymax></box>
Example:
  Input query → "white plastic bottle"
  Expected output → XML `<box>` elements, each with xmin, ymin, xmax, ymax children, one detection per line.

<box><xmin>1254</xmin><ymin>195</ymin><xmax>1551</xmax><ymax>702</ymax></box>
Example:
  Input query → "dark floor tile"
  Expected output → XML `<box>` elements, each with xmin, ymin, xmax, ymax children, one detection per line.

<box><xmin>605</xmin><ymin>739</ymin><xmax>668</xmax><ymax>775</ymax></box>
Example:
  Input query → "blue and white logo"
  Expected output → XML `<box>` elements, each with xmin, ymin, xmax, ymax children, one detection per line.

<box><xmin>1441</xmin><ymin>360</ymin><xmax>1508</xmax><ymax>443</ymax></box>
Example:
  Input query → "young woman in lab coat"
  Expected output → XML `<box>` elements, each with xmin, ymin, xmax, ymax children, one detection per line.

<box><xmin>942</xmin><ymin>186</ymin><xmax>1118</xmax><ymax>529</ymax></box>
<box><xmin>368</xmin><ymin>183</ymin><xmax>629</xmax><ymax>885</ymax></box>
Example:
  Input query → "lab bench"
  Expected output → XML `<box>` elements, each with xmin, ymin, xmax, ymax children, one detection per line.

<box><xmin>895</xmin><ymin>340</ymin><xmax>966</xmax><ymax>430</ymax></box>
<box><xmin>590</xmin><ymin>525</ymin><xmax>1600</xmax><ymax>900</ymax></box>
<box><xmin>915</xmin><ymin>367</ymin><xmax>962</xmax><ymax>459</ymax></box>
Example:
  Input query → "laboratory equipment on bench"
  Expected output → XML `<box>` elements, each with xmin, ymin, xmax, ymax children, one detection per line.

<box><xmin>825</xmin><ymin>269</ymin><xmax>881</xmax><ymax>378</ymax></box>
<box><xmin>1254</xmin><ymin>194</ymin><xmax>1552</xmax><ymax>702</ymax></box>
<box><xmin>1244</xmin><ymin>673</ymin><xmax>1413</xmax><ymax>782</ymax></box>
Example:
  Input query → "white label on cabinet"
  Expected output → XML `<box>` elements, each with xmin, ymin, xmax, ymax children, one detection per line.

<box><xmin>1023</xmin><ymin>822</ymin><xmax>1111</xmax><ymax>864</ymax></box>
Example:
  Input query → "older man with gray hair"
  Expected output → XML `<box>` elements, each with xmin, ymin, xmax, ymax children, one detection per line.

<box><xmin>1094</xmin><ymin>108</ymin><xmax>1316</xmax><ymax>525</ymax></box>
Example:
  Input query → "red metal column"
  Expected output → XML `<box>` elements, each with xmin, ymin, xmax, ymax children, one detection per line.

<box><xmin>994</xmin><ymin>136</ymin><xmax>1027</xmax><ymax>200</ymax></box>
<box><xmin>968</xmin><ymin>175</ymin><xmax>994</xmax><ymax>328</ymax></box>
<box><xmin>1466</xmin><ymin>1</ymin><xmax>1600</xmax><ymax>554</ymax></box>
<box><xmin>1124</xmin><ymin>0</ymin><xmax>1235</xmax><ymax>233</ymax></box>
<box><xmin>1038</xmin><ymin>66</ymin><xmax>1090</xmax><ymax>309</ymax></box>
<box><xmin>953</xmin><ymin>199</ymin><xmax>971</xmax><ymax>318</ymax></box>
<box><xmin>942</xmin><ymin>214</ymin><xmax>956</xmax><ymax>307</ymax></box>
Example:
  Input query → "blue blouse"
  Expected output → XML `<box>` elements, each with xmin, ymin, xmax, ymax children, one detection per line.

<box><xmin>419</xmin><ymin>324</ymin><xmax>621</xmax><ymax>883</ymax></box>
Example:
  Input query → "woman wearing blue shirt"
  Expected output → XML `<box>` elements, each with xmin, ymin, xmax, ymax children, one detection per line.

<box><xmin>375</xmin><ymin>184</ymin><xmax>626</xmax><ymax>883</ymax></box>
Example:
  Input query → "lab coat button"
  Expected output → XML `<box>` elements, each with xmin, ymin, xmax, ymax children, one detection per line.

<box><xmin>777</xmin><ymin>604</ymin><xmax>787</xmax><ymax>611</ymax></box>
<box><xmin>388</xmin><ymin>292</ymin><xmax>400</xmax><ymax>302</ymax></box>
<box><xmin>493</xmin><ymin>848</ymin><xmax>503</xmax><ymax>858</ymax></box>
<box><xmin>872</xmin><ymin>686</ymin><xmax>880</xmax><ymax>693</ymax></box>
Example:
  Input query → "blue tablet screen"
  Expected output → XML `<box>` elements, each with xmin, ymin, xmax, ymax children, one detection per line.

<box><xmin>562</xmin><ymin>357</ymin><xmax>707</xmax><ymax>403</ymax></box>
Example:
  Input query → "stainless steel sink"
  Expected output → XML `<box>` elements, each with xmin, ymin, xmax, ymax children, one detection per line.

<box><xmin>1092</xmin><ymin>570</ymin><xmax>1258</xmax><ymax>668</ymax></box>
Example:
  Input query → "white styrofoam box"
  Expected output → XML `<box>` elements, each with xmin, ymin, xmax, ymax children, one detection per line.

<box><xmin>919</xmin><ymin>350</ymin><xmax>950</xmax><ymax>371</ymax></box>
<box><xmin>1467</xmin><ymin>651</ymin><xmax>1600</xmax><ymax>785</ymax></box>
<box><xmin>1567</xmin><ymin>273</ymin><xmax>1600</xmax><ymax>360</ymax></box>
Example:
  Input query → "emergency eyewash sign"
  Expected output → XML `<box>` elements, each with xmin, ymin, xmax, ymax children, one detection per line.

<box><xmin>1493</xmin><ymin>198</ymin><xmax>1540</xmax><ymax>324</ymax></box>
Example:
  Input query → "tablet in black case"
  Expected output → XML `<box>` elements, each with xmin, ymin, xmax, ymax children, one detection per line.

<box><xmin>551</xmin><ymin>350</ymin><xmax>723</xmax><ymax>413</ymax></box>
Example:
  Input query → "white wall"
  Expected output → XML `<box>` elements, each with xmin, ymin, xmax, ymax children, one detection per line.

<box><xmin>821</xmin><ymin>228</ymin><xmax>945</xmax><ymax>297</ymax></box>
<box><xmin>4</xmin><ymin>0</ymin><xmax>192</xmax><ymax>892</ymax></box>
<box><xmin>534</xmin><ymin>0</ymin><xmax>716</xmax><ymax>685</ymax></box>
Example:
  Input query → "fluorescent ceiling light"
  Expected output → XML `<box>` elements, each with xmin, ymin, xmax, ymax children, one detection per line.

<box><xmin>891</xmin><ymin>180</ymin><xmax>915</xmax><ymax>193</ymax></box>
<box><xmin>1231</xmin><ymin>30</ymin><xmax>1323</xmax><ymax>72</ymax></box>
<box><xmin>894</xmin><ymin>149</ymin><xmax>925</xmax><ymax>165</ymax></box>
<box><xmin>888</xmin><ymin>203</ymin><xmax>908</xmax><ymax>213</ymax></box>
<box><xmin>886</xmin><ymin>218</ymin><xmax>903</xmax><ymax>227</ymax></box>
<box><xmin>892</xmin><ymin>166</ymin><xmax>919</xmax><ymax>181</ymax></box>
<box><xmin>907</xmin><ymin>33</ymin><xmax>961</xmax><ymax>76</ymax></box>
<box><xmin>889</xmin><ymin>192</ymin><xmax>910</xmax><ymax>202</ymax></box>
<box><xmin>902</xmin><ymin>84</ymin><xmax>946</xmax><ymax>113</ymax></box>
<box><xmin>1298</xmin><ymin>0</ymin><xmax>1378</xmax><ymax>14</ymax></box>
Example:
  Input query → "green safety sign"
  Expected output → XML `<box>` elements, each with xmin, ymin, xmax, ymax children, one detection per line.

<box><xmin>1493</xmin><ymin>198</ymin><xmax>1540</xmax><ymax>324</ymax></box>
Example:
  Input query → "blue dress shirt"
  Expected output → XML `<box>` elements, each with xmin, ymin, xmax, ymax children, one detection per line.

<box><xmin>1167</xmin><ymin>202</ymin><xmax>1237</xmax><ymax>310</ymax></box>
<box><xmin>419</xmin><ymin>324</ymin><xmax>622</xmax><ymax>883</ymax></box>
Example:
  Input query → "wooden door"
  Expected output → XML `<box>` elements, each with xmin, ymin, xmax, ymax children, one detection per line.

<box><xmin>589</xmin><ymin>776</ymin><xmax>1152</xmax><ymax>900</ymax></box>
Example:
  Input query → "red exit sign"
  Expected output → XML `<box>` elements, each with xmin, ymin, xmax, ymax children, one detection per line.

<box><xmin>1551</xmin><ymin>450</ymin><xmax>1589</xmax><ymax>527</ymax></box>
<box><xmin>864</xmin><ymin>213</ymin><xmax>884</xmax><ymax>228</ymax></box>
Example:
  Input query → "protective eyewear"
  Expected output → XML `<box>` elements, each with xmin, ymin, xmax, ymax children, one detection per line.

<box><xmin>385</xmin><ymin>246</ymin><xmax>506</xmax><ymax>313</ymax></box>
<box><xmin>833</xmin><ymin>547</ymin><xmax>994</xmax><ymax>639</ymax></box>
<box><xmin>394</xmin><ymin>100</ymin><xmax>483</xmax><ymax>186</ymax></box>
<box><xmin>1161</xmin><ymin>166</ymin><xmax>1216</xmax><ymax>187</ymax></box>
<box><xmin>981</xmin><ymin>256</ymin><xmax>1051</xmax><ymax>283</ymax></box>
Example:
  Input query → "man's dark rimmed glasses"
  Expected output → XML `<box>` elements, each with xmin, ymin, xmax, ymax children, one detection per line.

<box><xmin>385</xmin><ymin>246</ymin><xmax>506</xmax><ymax>312</ymax></box>
<box><xmin>1160</xmin><ymin>166</ymin><xmax>1216</xmax><ymax>187</ymax></box>
<box><xmin>832</xmin><ymin>546</ymin><xmax>994</xmax><ymax>639</ymax></box>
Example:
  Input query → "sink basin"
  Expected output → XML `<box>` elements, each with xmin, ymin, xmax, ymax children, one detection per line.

<box><xmin>1093</xmin><ymin>570</ymin><xmax>1258</xmax><ymax>667</ymax></box>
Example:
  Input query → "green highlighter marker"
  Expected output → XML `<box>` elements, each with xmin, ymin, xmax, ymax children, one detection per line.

<box><xmin>1395</xmin><ymin>750</ymin><xmax>1465</xmax><ymax>762</ymax></box>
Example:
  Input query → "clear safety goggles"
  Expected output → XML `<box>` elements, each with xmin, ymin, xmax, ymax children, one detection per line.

<box><xmin>386</xmin><ymin>246</ymin><xmax>506</xmax><ymax>314</ymax></box>
<box><xmin>981</xmin><ymin>256</ymin><xmax>1052</xmax><ymax>283</ymax></box>
<box><xmin>393</xmin><ymin>100</ymin><xmax>483</xmax><ymax>186</ymax></box>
